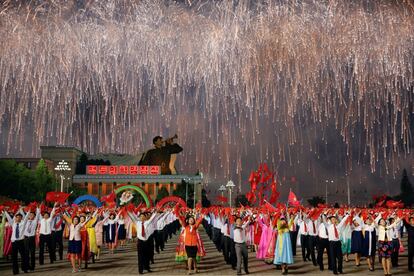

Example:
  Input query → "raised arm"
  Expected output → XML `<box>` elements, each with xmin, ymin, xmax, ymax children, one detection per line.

<box><xmin>166</xmin><ymin>143</ymin><xmax>183</xmax><ymax>154</ymax></box>
<box><xmin>338</xmin><ymin>214</ymin><xmax>350</xmax><ymax>229</ymax></box>
<box><xmin>355</xmin><ymin>215</ymin><xmax>363</xmax><ymax>226</ymax></box>
<box><xmin>3</xmin><ymin>210</ymin><xmax>13</xmax><ymax>224</ymax></box>
<box><xmin>22</xmin><ymin>208</ymin><xmax>30</xmax><ymax>225</ymax></box>
<box><xmin>146</xmin><ymin>211</ymin><xmax>159</xmax><ymax>226</ymax></box>
<box><xmin>386</xmin><ymin>217</ymin><xmax>401</xmax><ymax>230</ymax></box>
<box><xmin>195</xmin><ymin>214</ymin><xmax>205</xmax><ymax>229</ymax></box>
<box><xmin>35</xmin><ymin>208</ymin><xmax>41</xmax><ymax>223</ymax></box>
<box><xmin>62</xmin><ymin>213</ymin><xmax>73</xmax><ymax>224</ymax></box>
<box><xmin>375</xmin><ymin>212</ymin><xmax>382</xmax><ymax>223</ymax></box>
<box><xmin>127</xmin><ymin>211</ymin><xmax>138</xmax><ymax>223</ymax></box>
<box><xmin>49</xmin><ymin>205</ymin><xmax>57</xmax><ymax>220</ymax></box>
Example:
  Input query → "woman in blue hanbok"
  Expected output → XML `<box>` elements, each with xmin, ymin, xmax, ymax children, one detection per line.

<box><xmin>274</xmin><ymin>215</ymin><xmax>294</xmax><ymax>275</ymax></box>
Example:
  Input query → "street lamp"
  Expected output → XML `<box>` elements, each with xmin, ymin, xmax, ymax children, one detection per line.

<box><xmin>55</xmin><ymin>160</ymin><xmax>71</xmax><ymax>192</ymax></box>
<box><xmin>218</xmin><ymin>185</ymin><xmax>226</xmax><ymax>197</ymax></box>
<box><xmin>183</xmin><ymin>177</ymin><xmax>190</xmax><ymax>206</ymax></box>
<box><xmin>226</xmin><ymin>180</ymin><xmax>235</xmax><ymax>208</ymax></box>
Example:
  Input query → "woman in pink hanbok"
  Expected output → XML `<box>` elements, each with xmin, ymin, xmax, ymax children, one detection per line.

<box><xmin>265</xmin><ymin>217</ymin><xmax>278</xmax><ymax>263</ymax></box>
<box><xmin>256</xmin><ymin>215</ymin><xmax>273</xmax><ymax>259</ymax></box>
<box><xmin>3</xmin><ymin>221</ymin><xmax>12</xmax><ymax>257</ymax></box>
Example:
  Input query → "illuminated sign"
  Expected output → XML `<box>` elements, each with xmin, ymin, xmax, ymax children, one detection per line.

<box><xmin>86</xmin><ymin>165</ymin><xmax>161</xmax><ymax>175</ymax></box>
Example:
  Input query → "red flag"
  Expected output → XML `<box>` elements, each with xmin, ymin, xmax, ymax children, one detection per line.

<box><xmin>288</xmin><ymin>190</ymin><xmax>300</xmax><ymax>207</ymax></box>
<box><xmin>317</xmin><ymin>203</ymin><xmax>328</xmax><ymax>208</ymax></box>
<box><xmin>24</xmin><ymin>202</ymin><xmax>38</xmax><ymax>213</ymax></box>
<box><xmin>386</xmin><ymin>200</ymin><xmax>404</xmax><ymax>209</ymax></box>
<box><xmin>216</xmin><ymin>195</ymin><xmax>228</xmax><ymax>203</ymax></box>
<box><xmin>101</xmin><ymin>191</ymin><xmax>116</xmax><ymax>203</ymax></box>
<box><xmin>261</xmin><ymin>201</ymin><xmax>278</xmax><ymax>212</ymax></box>
<box><xmin>46</xmin><ymin>192</ymin><xmax>70</xmax><ymax>203</ymax></box>
<box><xmin>3</xmin><ymin>201</ymin><xmax>20</xmax><ymax>213</ymax></box>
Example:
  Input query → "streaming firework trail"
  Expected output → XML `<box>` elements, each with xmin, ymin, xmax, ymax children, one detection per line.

<box><xmin>0</xmin><ymin>0</ymin><xmax>413</xmax><ymax>187</ymax></box>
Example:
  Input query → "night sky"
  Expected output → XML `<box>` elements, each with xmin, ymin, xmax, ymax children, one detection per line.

<box><xmin>0</xmin><ymin>0</ymin><xmax>413</xmax><ymax>204</ymax></box>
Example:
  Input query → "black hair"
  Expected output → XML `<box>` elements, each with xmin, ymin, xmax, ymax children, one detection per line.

<box><xmin>73</xmin><ymin>216</ymin><xmax>80</xmax><ymax>224</ymax></box>
<box><xmin>186</xmin><ymin>215</ymin><xmax>195</xmax><ymax>224</ymax></box>
<box><xmin>153</xmin><ymin>136</ymin><xmax>162</xmax><ymax>144</ymax></box>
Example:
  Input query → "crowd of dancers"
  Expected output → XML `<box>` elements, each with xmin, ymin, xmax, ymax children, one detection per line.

<box><xmin>1</xmin><ymin>202</ymin><xmax>414</xmax><ymax>276</ymax></box>
<box><xmin>204</xmin><ymin>206</ymin><xmax>414</xmax><ymax>276</ymax></box>
<box><xmin>1</xmin><ymin>202</ymin><xmax>180</xmax><ymax>274</ymax></box>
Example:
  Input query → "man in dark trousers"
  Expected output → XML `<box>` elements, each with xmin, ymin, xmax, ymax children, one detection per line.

<box><xmin>23</xmin><ymin>208</ymin><xmax>41</xmax><ymax>271</ymax></box>
<box><xmin>289</xmin><ymin>214</ymin><xmax>298</xmax><ymax>256</ymax></box>
<box><xmin>139</xmin><ymin>135</ymin><xmax>183</xmax><ymax>175</ymax></box>
<box><xmin>4</xmin><ymin>209</ymin><xmax>30</xmax><ymax>275</ymax></box>
<box><xmin>128</xmin><ymin>210</ymin><xmax>160</xmax><ymax>274</ymax></box>
<box><xmin>297</xmin><ymin>212</ymin><xmax>310</xmax><ymax>262</ymax></box>
<box><xmin>39</xmin><ymin>205</ymin><xmax>57</xmax><ymax>265</ymax></box>
<box><xmin>327</xmin><ymin>214</ymin><xmax>349</xmax><ymax>275</ymax></box>
<box><xmin>403</xmin><ymin>216</ymin><xmax>414</xmax><ymax>272</ymax></box>
<box><xmin>317</xmin><ymin>215</ymin><xmax>332</xmax><ymax>271</ymax></box>
<box><xmin>51</xmin><ymin>213</ymin><xmax>65</xmax><ymax>261</ymax></box>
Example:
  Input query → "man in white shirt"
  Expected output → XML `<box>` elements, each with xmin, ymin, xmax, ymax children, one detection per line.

<box><xmin>289</xmin><ymin>213</ymin><xmax>298</xmax><ymax>256</ymax></box>
<box><xmin>389</xmin><ymin>217</ymin><xmax>402</xmax><ymax>267</ymax></box>
<box><xmin>39</xmin><ymin>204</ymin><xmax>56</xmax><ymax>265</ymax></box>
<box><xmin>233</xmin><ymin>216</ymin><xmax>250</xmax><ymax>275</ymax></box>
<box><xmin>297</xmin><ymin>212</ymin><xmax>311</xmax><ymax>262</ymax></box>
<box><xmin>23</xmin><ymin>208</ymin><xmax>40</xmax><ymax>271</ymax></box>
<box><xmin>307</xmin><ymin>217</ymin><xmax>319</xmax><ymax>266</ymax></box>
<box><xmin>327</xmin><ymin>214</ymin><xmax>349</xmax><ymax>275</ymax></box>
<box><xmin>222</xmin><ymin>218</ymin><xmax>232</xmax><ymax>265</ymax></box>
<box><xmin>4</xmin><ymin>209</ymin><xmax>30</xmax><ymax>275</ymax></box>
<box><xmin>129</xmin><ymin>210</ymin><xmax>160</xmax><ymax>274</ymax></box>
<box><xmin>213</xmin><ymin>215</ymin><xmax>224</xmax><ymax>252</ymax></box>
<box><xmin>317</xmin><ymin>214</ymin><xmax>332</xmax><ymax>271</ymax></box>
<box><xmin>51</xmin><ymin>213</ymin><xmax>65</xmax><ymax>261</ymax></box>
<box><xmin>155</xmin><ymin>212</ymin><xmax>168</xmax><ymax>253</ymax></box>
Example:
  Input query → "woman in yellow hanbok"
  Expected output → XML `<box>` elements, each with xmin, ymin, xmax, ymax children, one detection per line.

<box><xmin>86</xmin><ymin>211</ymin><xmax>99</xmax><ymax>260</ymax></box>
<box><xmin>0</xmin><ymin>214</ymin><xmax>6</xmax><ymax>258</ymax></box>
<box><xmin>273</xmin><ymin>213</ymin><xmax>294</xmax><ymax>275</ymax></box>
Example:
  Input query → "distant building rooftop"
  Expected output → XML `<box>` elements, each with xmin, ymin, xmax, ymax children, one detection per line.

<box><xmin>40</xmin><ymin>145</ymin><xmax>84</xmax><ymax>153</ymax></box>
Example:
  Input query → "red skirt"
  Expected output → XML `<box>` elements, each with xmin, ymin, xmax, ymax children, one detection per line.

<box><xmin>254</xmin><ymin>224</ymin><xmax>262</xmax><ymax>245</ymax></box>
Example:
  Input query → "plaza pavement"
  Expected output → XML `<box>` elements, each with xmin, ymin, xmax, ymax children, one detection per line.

<box><xmin>0</xmin><ymin>228</ymin><xmax>412</xmax><ymax>275</ymax></box>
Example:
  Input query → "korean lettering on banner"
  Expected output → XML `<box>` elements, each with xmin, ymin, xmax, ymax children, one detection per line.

<box><xmin>98</xmin><ymin>166</ymin><xmax>108</xmax><ymax>174</ymax></box>
<box><xmin>109</xmin><ymin>166</ymin><xmax>118</xmax><ymax>175</ymax></box>
<box><xmin>150</xmin><ymin>166</ymin><xmax>160</xmax><ymax>175</ymax></box>
<box><xmin>119</xmin><ymin>165</ymin><xmax>129</xmax><ymax>175</ymax></box>
<box><xmin>139</xmin><ymin>166</ymin><xmax>149</xmax><ymax>175</ymax></box>
<box><xmin>129</xmin><ymin>165</ymin><xmax>138</xmax><ymax>175</ymax></box>
<box><xmin>87</xmin><ymin>165</ymin><xmax>160</xmax><ymax>175</ymax></box>
<box><xmin>87</xmin><ymin>165</ymin><xmax>98</xmax><ymax>175</ymax></box>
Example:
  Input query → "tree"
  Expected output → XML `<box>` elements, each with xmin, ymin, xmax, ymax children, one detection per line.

<box><xmin>76</xmin><ymin>153</ymin><xmax>88</xmax><ymax>174</ymax></box>
<box><xmin>234</xmin><ymin>194</ymin><xmax>249</xmax><ymax>207</ymax></box>
<box><xmin>201</xmin><ymin>188</ymin><xmax>211</xmax><ymax>207</ymax></box>
<box><xmin>307</xmin><ymin>196</ymin><xmax>326</xmax><ymax>207</ymax></box>
<box><xmin>34</xmin><ymin>159</ymin><xmax>56</xmax><ymax>202</ymax></box>
<box><xmin>399</xmin><ymin>169</ymin><xmax>414</xmax><ymax>206</ymax></box>
<box><xmin>0</xmin><ymin>159</ymin><xmax>57</xmax><ymax>204</ymax></box>
<box><xmin>156</xmin><ymin>187</ymin><xmax>169</xmax><ymax>202</ymax></box>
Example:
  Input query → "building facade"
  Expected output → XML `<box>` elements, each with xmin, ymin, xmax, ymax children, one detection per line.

<box><xmin>39</xmin><ymin>145</ymin><xmax>203</xmax><ymax>204</ymax></box>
